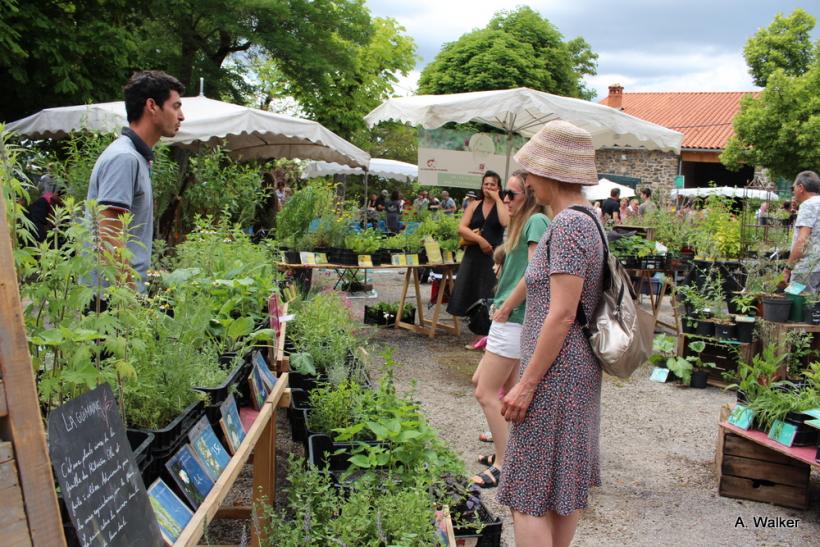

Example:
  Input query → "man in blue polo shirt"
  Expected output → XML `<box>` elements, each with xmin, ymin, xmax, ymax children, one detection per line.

<box><xmin>86</xmin><ymin>70</ymin><xmax>185</xmax><ymax>292</ymax></box>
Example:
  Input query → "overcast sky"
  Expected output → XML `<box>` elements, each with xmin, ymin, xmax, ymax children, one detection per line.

<box><xmin>365</xmin><ymin>1</ymin><xmax>817</xmax><ymax>100</ymax></box>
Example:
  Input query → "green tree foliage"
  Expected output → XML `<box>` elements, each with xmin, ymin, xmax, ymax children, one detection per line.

<box><xmin>418</xmin><ymin>6</ymin><xmax>597</xmax><ymax>99</ymax></box>
<box><xmin>0</xmin><ymin>0</ymin><xmax>144</xmax><ymax>121</ymax></box>
<box><xmin>258</xmin><ymin>16</ymin><xmax>417</xmax><ymax>141</ymax></box>
<box><xmin>743</xmin><ymin>9</ymin><xmax>819</xmax><ymax>87</ymax></box>
<box><xmin>723</xmin><ymin>10</ymin><xmax>819</xmax><ymax>180</ymax></box>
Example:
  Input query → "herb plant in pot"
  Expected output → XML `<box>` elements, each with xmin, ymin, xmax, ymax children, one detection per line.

<box><xmin>731</xmin><ymin>292</ymin><xmax>757</xmax><ymax>343</ymax></box>
<box><xmin>687</xmin><ymin>340</ymin><xmax>717</xmax><ymax>388</ymax></box>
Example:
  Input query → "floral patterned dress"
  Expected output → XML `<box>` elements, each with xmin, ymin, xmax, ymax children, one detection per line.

<box><xmin>497</xmin><ymin>205</ymin><xmax>605</xmax><ymax>517</ymax></box>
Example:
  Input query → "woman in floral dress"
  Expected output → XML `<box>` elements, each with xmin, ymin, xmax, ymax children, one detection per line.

<box><xmin>496</xmin><ymin>120</ymin><xmax>605</xmax><ymax>547</ymax></box>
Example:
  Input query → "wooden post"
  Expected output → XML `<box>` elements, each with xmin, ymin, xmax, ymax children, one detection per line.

<box><xmin>0</xmin><ymin>190</ymin><xmax>65</xmax><ymax>545</ymax></box>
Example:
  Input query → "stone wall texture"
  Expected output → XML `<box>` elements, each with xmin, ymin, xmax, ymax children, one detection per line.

<box><xmin>595</xmin><ymin>149</ymin><xmax>679</xmax><ymax>191</ymax></box>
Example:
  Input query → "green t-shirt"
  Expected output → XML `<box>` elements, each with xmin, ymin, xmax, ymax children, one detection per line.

<box><xmin>494</xmin><ymin>213</ymin><xmax>550</xmax><ymax>324</ymax></box>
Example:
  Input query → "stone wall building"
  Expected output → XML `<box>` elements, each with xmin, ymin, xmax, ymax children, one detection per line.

<box><xmin>597</xmin><ymin>85</ymin><xmax>762</xmax><ymax>194</ymax></box>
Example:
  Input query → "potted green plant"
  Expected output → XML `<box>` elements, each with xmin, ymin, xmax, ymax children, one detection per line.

<box><xmin>724</xmin><ymin>343</ymin><xmax>787</xmax><ymax>404</ymax></box>
<box><xmin>686</xmin><ymin>340</ymin><xmax>717</xmax><ymax>388</ymax></box>
<box><xmin>731</xmin><ymin>291</ymin><xmax>757</xmax><ymax>343</ymax></box>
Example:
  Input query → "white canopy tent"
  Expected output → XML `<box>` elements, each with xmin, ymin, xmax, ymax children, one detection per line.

<box><xmin>583</xmin><ymin>178</ymin><xmax>636</xmax><ymax>201</ymax></box>
<box><xmin>364</xmin><ymin>87</ymin><xmax>683</xmax><ymax>179</ymax></box>
<box><xmin>670</xmin><ymin>187</ymin><xmax>779</xmax><ymax>200</ymax></box>
<box><xmin>303</xmin><ymin>158</ymin><xmax>418</xmax><ymax>182</ymax></box>
<box><xmin>7</xmin><ymin>95</ymin><xmax>370</xmax><ymax>168</ymax></box>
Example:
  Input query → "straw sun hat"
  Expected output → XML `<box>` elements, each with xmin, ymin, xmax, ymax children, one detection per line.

<box><xmin>514</xmin><ymin>120</ymin><xmax>598</xmax><ymax>186</ymax></box>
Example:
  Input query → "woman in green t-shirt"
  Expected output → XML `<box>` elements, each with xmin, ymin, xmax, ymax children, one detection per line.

<box><xmin>470</xmin><ymin>170</ymin><xmax>550</xmax><ymax>488</ymax></box>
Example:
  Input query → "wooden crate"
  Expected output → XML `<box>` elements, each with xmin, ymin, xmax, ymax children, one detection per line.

<box><xmin>718</xmin><ymin>432</ymin><xmax>811</xmax><ymax>509</ymax></box>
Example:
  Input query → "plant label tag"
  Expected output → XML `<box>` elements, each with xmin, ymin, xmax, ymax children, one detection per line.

<box><xmin>358</xmin><ymin>255</ymin><xmax>373</xmax><ymax>267</ymax></box>
<box><xmin>299</xmin><ymin>252</ymin><xmax>316</xmax><ymax>265</ymax></box>
<box><xmin>391</xmin><ymin>254</ymin><xmax>406</xmax><ymax>266</ymax></box>
<box><xmin>727</xmin><ymin>404</ymin><xmax>754</xmax><ymax>430</ymax></box>
<box><xmin>649</xmin><ymin>367</ymin><xmax>670</xmax><ymax>382</ymax></box>
<box><xmin>407</xmin><ymin>254</ymin><xmax>419</xmax><ymax>266</ymax></box>
<box><xmin>456</xmin><ymin>249</ymin><xmax>465</xmax><ymax>263</ymax></box>
<box><xmin>785</xmin><ymin>281</ymin><xmax>806</xmax><ymax>295</ymax></box>
<box><xmin>802</xmin><ymin>408</ymin><xmax>820</xmax><ymax>420</ymax></box>
<box><xmin>279</xmin><ymin>314</ymin><xmax>295</xmax><ymax>323</ymax></box>
<box><xmin>804</xmin><ymin>418</ymin><xmax>820</xmax><ymax>430</ymax></box>
<box><xmin>315</xmin><ymin>252</ymin><xmax>328</xmax><ymax>264</ymax></box>
<box><xmin>442</xmin><ymin>250</ymin><xmax>455</xmax><ymax>263</ymax></box>
<box><xmin>424</xmin><ymin>238</ymin><xmax>443</xmax><ymax>265</ymax></box>
<box><xmin>768</xmin><ymin>419</ymin><xmax>797</xmax><ymax>447</ymax></box>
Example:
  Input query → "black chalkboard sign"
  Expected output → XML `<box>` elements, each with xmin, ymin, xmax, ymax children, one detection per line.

<box><xmin>48</xmin><ymin>384</ymin><xmax>163</xmax><ymax>546</ymax></box>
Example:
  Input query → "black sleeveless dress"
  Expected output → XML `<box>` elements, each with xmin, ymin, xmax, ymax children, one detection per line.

<box><xmin>447</xmin><ymin>200</ymin><xmax>505</xmax><ymax>316</ymax></box>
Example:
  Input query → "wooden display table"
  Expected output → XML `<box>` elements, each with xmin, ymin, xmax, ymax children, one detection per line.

<box><xmin>278</xmin><ymin>263</ymin><xmax>461</xmax><ymax>338</ymax></box>
<box><xmin>716</xmin><ymin>406</ymin><xmax>816</xmax><ymax>510</ymax></box>
<box><xmin>626</xmin><ymin>267</ymin><xmax>680</xmax><ymax>333</ymax></box>
<box><xmin>175</xmin><ymin>374</ymin><xmax>290</xmax><ymax>547</ymax></box>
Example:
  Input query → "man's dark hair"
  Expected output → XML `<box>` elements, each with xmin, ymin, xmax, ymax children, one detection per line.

<box><xmin>124</xmin><ymin>70</ymin><xmax>185</xmax><ymax>123</ymax></box>
<box><xmin>795</xmin><ymin>171</ymin><xmax>820</xmax><ymax>194</ymax></box>
<box><xmin>641</xmin><ymin>187</ymin><xmax>652</xmax><ymax>198</ymax></box>
<box><xmin>610</xmin><ymin>188</ymin><xmax>620</xmax><ymax>198</ymax></box>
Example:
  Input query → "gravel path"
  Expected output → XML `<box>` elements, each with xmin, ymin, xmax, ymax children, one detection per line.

<box><xmin>210</xmin><ymin>267</ymin><xmax>820</xmax><ymax>546</ymax></box>
<box><xmin>336</xmin><ymin>267</ymin><xmax>820</xmax><ymax>546</ymax></box>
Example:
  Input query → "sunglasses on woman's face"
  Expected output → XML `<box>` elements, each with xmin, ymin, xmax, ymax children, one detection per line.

<box><xmin>500</xmin><ymin>189</ymin><xmax>520</xmax><ymax>200</ymax></box>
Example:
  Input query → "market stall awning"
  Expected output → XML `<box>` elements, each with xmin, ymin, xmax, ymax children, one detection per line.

<box><xmin>670</xmin><ymin>187</ymin><xmax>779</xmax><ymax>200</ymax></box>
<box><xmin>365</xmin><ymin>87</ymin><xmax>683</xmax><ymax>154</ymax></box>
<box><xmin>7</xmin><ymin>95</ymin><xmax>370</xmax><ymax>168</ymax></box>
<box><xmin>583</xmin><ymin>178</ymin><xmax>636</xmax><ymax>201</ymax></box>
<box><xmin>302</xmin><ymin>158</ymin><xmax>418</xmax><ymax>182</ymax></box>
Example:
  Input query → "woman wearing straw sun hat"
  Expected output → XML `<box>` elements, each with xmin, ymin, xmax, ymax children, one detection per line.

<box><xmin>495</xmin><ymin>120</ymin><xmax>605</xmax><ymax>547</ymax></box>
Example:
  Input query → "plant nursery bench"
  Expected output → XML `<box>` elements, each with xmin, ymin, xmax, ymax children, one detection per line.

<box><xmin>278</xmin><ymin>262</ymin><xmax>461</xmax><ymax>338</ymax></box>
<box><xmin>716</xmin><ymin>406</ymin><xmax>817</xmax><ymax>510</ymax></box>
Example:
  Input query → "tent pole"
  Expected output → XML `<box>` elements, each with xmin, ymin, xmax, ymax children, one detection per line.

<box><xmin>363</xmin><ymin>170</ymin><xmax>369</xmax><ymax>226</ymax></box>
<box><xmin>504</xmin><ymin>130</ymin><xmax>512</xmax><ymax>181</ymax></box>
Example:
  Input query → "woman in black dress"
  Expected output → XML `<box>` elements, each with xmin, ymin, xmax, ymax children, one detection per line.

<box><xmin>447</xmin><ymin>170</ymin><xmax>509</xmax><ymax>316</ymax></box>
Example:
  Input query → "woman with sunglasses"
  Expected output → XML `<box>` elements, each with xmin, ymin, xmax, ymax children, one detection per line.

<box><xmin>470</xmin><ymin>170</ymin><xmax>549</xmax><ymax>488</ymax></box>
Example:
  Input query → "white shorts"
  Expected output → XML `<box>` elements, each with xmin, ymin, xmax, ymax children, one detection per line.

<box><xmin>485</xmin><ymin>321</ymin><xmax>523</xmax><ymax>360</ymax></box>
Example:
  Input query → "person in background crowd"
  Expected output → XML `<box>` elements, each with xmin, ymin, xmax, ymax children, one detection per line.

<box><xmin>275</xmin><ymin>180</ymin><xmax>288</xmax><ymax>207</ymax></box>
<box><xmin>429</xmin><ymin>194</ymin><xmax>441</xmax><ymax>212</ymax></box>
<box><xmin>367</xmin><ymin>193</ymin><xmax>380</xmax><ymax>209</ymax></box>
<box><xmin>618</xmin><ymin>198</ymin><xmax>630</xmax><ymax>222</ymax></box>
<box><xmin>470</xmin><ymin>170</ymin><xmax>549</xmax><ymax>489</ymax></box>
<box><xmin>462</xmin><ymin>191</ymin><xmax>478</xmax><ymax>211</ymax></box>
<box><xmin>413</xmin><ymin>190</ymin><xmax>430</xmax><ymax>213</ymax></box>
<box><xmin>785</xmin><ymin>171</ymin><xmax>820</xmax><ymax>291</ymax></box>
<box><xmin>26</xmin><ymin>174</ymin><xmax>63</xmax><ymax>243</ymax></box>
<box><xmin>85</xmin><ymin>70</ymin><xmax>184</xmax><ymax>293</ymax></box>
<box><xmin>638</xmin><ymin>187</ymin><xmax>657</xmax><ymax>215</ymax></box>
<box><xmin>253</xmin><ymin>172</ymin><xmax>280</xmax><ymax>234</ymax></box>
<box><xmin>441</xmin><ymin>191</ymin><xmax>457</xmax><ymax>215</ymax></box>
<box><xmin>602</xmin><ymin>187</ymin><xmax>620</xmax><ymax>221</ymax></box>
<box><xmin>385</xmin><ymin>190</ymin><xmax>403</xmax><ymax>233</ymax></box>
<box><xmin>593</xmin><ymin>200</ymin><xmax>603</xmax><ymax>220</ymax></box>
<box><xmin>785</xmin><ymin>199</ymin><xmax>797</xmax><ymax>227</ymax></box>
<box><xmin>755</xmin><ymin>201</ymin><xmax>769</xmax><ymax>225</ymax></box>
<box><xmin>447</xmin><ymin>170</ymin><xmax>509</xmax><ymax>321</ymax></box>
<box><xmin>377</xmin><ymin>189</ymin><xmax>388</xmax><ymax>211</ymax></box>
<box><xmin>496</xmin><ymin>120</ymin><xmax>605</xmax><ymax>547</ymax></box>
<box><xmin>628</xmin><ymin>198</ymin><xmax>640</xmax><ymax>218</ymax></box>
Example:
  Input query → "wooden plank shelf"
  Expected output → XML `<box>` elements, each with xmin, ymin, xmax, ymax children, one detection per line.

<box><xmin>174</xmin><ymin>374</ymin><xmax>289</xmax><ymax>547</ymax></box>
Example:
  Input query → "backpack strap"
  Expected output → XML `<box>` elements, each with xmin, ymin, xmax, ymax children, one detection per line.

<box><xmin>545</xmin><ymin>206</ymin><xmax>608</xmax><ymax>338</ymax></box>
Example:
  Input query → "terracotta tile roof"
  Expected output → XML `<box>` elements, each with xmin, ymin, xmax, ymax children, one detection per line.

<box><xmin>599</xmin><ymin>91</ymin><xmax>760</xmax><ymax>150</ymax></box>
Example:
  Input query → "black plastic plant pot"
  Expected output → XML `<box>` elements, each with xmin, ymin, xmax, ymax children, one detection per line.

<box><xmin>336</xmin><ymin>249</ymin><xmax>359</xmax><ymax>266</ymax></box>
<box><xmin>126</xmin><ymin>429</ymin><xmax>155</xmax><ymax>474</ymax></box>
<box><xmin>287</xmin><ymin>389</ymin><xmax>311</xmax><ymax>443</ymax></box>
<box><xmin>143</xmin><ymin>400</ymin><xmax>205</xmax><ymax>460</ymax></box>
<box><xmin>195</xmin><ymin>358</ymin><xmax>253</xmax><ymax>409</ymax></box>
<box><xmin>785</xmin><ymin>412</ymin><xmax>820</xmax><ymax>447</ymax></box>
<box><xmin>682</xmin><ymin>318</ymin><xmax>697</xmax><ymax>334</ymax></box>
<box><xmin>284</xmin><ymin>250</ymin><xmax>301</xmax><ymax>264</ymax></box>
<box><xmin>695</xmin><ymin>320</ymin><xmax>714</xmax><ymax>337</ymax></box>
<box><xmin>452</xmin><ymin>499</ymin><xmax>503</xmax><ymax>547</ymax></box>
<box><xmin>762</xmin><ymin>296</ymin><xmax>792</xmax><ymax>323</ymax></box>
<box><xmin>714</xmin><ymin>322</ymin><xmax>737</xmax><ymax>341</ymax></box>
<box><xmin>288</xmin><ymin>371</ymin><xmax>320</xmax><ymax>392</ymax></box>
<box><xmin>809</xmin><ymin>302</ymin><xmax>820</xmax><ymax>325</ymax></box>
<box><xmin>736</xmin><ymin>389</ymin><xmax>748</xmax><ymax>405</ymax></box>
<box><xmin>690</xmin><ymin>370</ymin><xmax>708</xmax><ymax>389</ymax></box>
<box><xmin>735</xmin><ymin>319</ymin><xmax>755</xmax><ymax>343</ymax></box>
<box><xmin>306</xmin><ymin>433</ymin><xmax>382</xmax><ymax>472</ymax></box>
